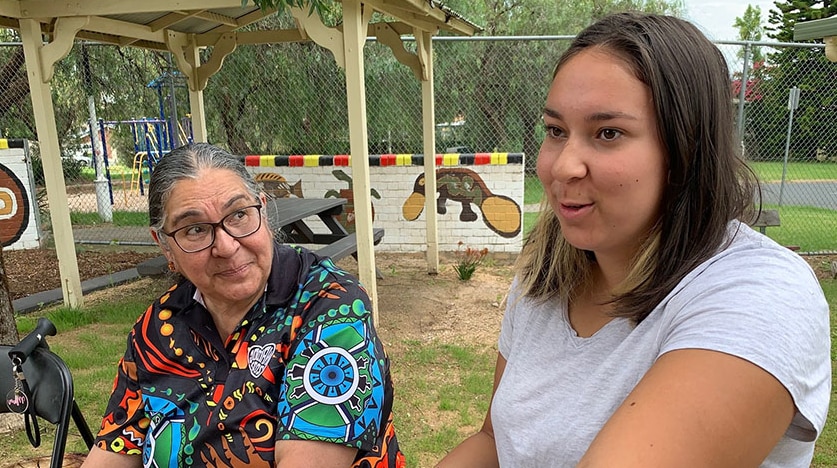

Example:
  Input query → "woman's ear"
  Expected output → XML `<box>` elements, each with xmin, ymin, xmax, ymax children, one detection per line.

<box><xmin>150</xmin><ymin>228</ymin><xmax>169</xmax><ymax>251</ymax></box>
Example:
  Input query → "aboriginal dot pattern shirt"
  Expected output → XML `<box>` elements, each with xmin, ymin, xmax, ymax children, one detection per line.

<box><xmin>94</xmin><ymin>243</ymin><xmax>403</xmax><ymax>467</ymax></box>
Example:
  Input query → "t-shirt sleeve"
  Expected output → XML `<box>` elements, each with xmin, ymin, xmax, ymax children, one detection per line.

<box><xmin>276</xmin><ymin>281</ymin><xmax>390</xmax><ymax>452</ymax></box>
<box><xmin>659</xmin><ymin>245</ymin><xmax>831</xmax><ymax>441</ymax></box>
<box><xmin>93</xmin><ymin>328</ymin><xmax>148</xmax><ymax>455</ymax></box>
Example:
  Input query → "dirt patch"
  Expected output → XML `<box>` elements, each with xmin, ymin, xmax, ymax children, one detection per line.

<box><xmin>1</xmin><ymin>247</ymin><xmax>161</xmax><ymax>301</ymax></box>
<box><xmin>4</xmin><ymin>247</ymin><xmax>835</xmax><ymax>337</ymax></box>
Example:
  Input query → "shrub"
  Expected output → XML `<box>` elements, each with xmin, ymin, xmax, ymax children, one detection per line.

<box><xmin>453</xmin><ymin>241</ymin><xmax>489</xmax><ymax>281</ymax></box>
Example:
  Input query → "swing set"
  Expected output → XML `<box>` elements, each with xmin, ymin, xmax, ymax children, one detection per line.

<box><xmin>88</xmin><ymin>68</ymin><xmax>193</xmax><ymax>202</ymax></box>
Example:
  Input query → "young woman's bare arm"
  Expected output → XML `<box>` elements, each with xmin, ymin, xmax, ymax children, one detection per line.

<box><xmin>578</xmin><ymin>348</ymin><xmax>794</xmax><ymax>467</ymax></box>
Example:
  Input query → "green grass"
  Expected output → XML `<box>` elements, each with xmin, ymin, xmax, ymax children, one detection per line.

<box><xmin>750</xmin><ymin>161</ymin><xmax>837</xmax><ymax>183</ymax></box>
<box><xmin>522</xmin><ymin>174</ymin><xmax>837</xmax><ymax>252</ymax></box>
<box><xmin>6</xmin><ymin>272</ymin><xmax>837</xmax><ymax>467</ymax></box>
<box><xmin>523</xmin><ymin>162</ymin><xmax>837</xmax><ymax>204</ymax></box>
<box><xmin>80</xmin><ymin>164</ymin><xmax>138</xmax><ymax>179</ymax></box>
<box><xmin>524</xmin><ymin>175</ymin><xmax>543</xmax><ymax>205</ymax></box>
<box><xmin>392</xmin><ymin>341</ymin><xmax>495</xmax><ymax>467</ymax></box>
<box><xmin>70</xmin><ymin>210</ymin><xmax>149</xmax><ymax>227</ymax></box>
<box><xmin>813</xmin><ymin>279</ymin><xmax>837</xmax><ymax>467</ymax></box>
<box><xmin>759</xmin><ymin>205</ymin><xmax>837</xmax><ymax>252</ymax></box>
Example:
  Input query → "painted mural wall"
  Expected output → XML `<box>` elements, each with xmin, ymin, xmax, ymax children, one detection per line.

<box><xmin>243</xmin><ymin>153</ymin><xmax>525</xmax><ymax>253</ymax></box>
<box><xmin>0</xmin><ymin>139</ymin><xmax>40</xmax><ymax>250</ymax></box>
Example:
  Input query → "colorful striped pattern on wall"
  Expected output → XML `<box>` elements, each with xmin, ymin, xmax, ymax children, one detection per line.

<box><xmin>0</xmin><ymin>139</ymin><xmax>26</xmax><ymax>149</ymax></box>
<box><xmin>241</xmin><ymin>153</ymin><xmax>524</xmax><ymax>167</ymax></box>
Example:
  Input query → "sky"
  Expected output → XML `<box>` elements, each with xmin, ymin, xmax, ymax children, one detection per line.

<box><xmin>682</xmin><ymin>0</ymin><xmax>778</xmax><ymax>41</ymax></box>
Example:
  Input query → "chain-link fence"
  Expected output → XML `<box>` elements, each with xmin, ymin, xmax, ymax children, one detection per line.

<box><xmin>0</xmin><ymin>33</ymin><xmax>834</xmax><ymax>253</ymax></box>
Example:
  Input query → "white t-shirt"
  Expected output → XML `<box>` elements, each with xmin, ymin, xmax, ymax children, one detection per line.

<box><xmin>493</xmin><ymin>222</ymin><xmax>831</xmax><ymax>467</ymax></box>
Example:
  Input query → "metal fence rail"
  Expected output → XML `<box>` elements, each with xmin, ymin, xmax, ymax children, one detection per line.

<box><xmin>0</xmin><ymin>34</ymin><xmax>834</xmax><ymax>253</ymax></box>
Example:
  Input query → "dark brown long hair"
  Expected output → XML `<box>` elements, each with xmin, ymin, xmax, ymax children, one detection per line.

<box><xmin>516</xmin><ymin>12</ymin><xmax>757</xmax><ymax>323</ymax></box>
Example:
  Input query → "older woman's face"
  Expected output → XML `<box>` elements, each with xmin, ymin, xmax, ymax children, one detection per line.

<box><xmin>158</xmin><ymin>168</ymin><xmax>272</xmax><ymax>313</ymax></box>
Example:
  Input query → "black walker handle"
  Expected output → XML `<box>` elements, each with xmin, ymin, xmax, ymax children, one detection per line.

<box><xmin>8</xmin><ymin>317</ymin><xmax>57</xmax><ymax>364</ymax></box>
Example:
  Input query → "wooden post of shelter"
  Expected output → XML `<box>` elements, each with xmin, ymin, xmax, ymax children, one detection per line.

<box><xmin>19</xmin><ymin>17</ymin><xmax>84</xmax><ymax>308</ymax></box>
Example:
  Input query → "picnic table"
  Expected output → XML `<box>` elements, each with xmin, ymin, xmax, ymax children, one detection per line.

<box><xmin>265</xmin><ymin>197</ymin><xmax>385</xmax><ymax>263</ymax></box>
<box><xmin>266</xmin><ymin>197</ymin><xmax>348</xmax><ymax>245</ymax></box>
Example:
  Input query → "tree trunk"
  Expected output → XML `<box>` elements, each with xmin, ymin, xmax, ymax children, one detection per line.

<box><xmin>0</xmin><ymin>247</ymin><xmax>19</xmax><ymax>346</ymax></box>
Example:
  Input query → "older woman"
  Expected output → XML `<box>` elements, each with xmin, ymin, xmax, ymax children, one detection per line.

<box><xmin>82</xmin><ymin>143</ymin><xmax>403</xmax><ymax>468</ymax></box>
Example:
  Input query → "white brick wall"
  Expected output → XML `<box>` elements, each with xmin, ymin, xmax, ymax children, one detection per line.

<box><xmin>247</xmin><ymin>161</ymin><xmax>524</xmax><ymax>253</ymax></box>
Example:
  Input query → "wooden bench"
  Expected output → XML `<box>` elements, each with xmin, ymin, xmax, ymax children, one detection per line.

<box><xmin>747</xmin><ymin>209</ymin><xmax>799</xmax><ymax>251</ymax></box>
<box><xmin>315</xmin><ymin>228</ymin><xmax>385</xmax><ymax>263</ymax></box>
<box><xmin>749</xmin><ymin>209</ymin><xmax>780</xmax><ymax>235</ymax></box>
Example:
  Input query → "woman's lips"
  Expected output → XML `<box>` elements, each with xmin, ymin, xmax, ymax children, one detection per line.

<box><xmin>557</xmin><ymin>202</ymin><xmax>593</xmax><ymax>221</ymax></box>
<box><xmin>217</xmin><ymin>263</ymin><xmax>250</xmax><ymax>277</ymax></box>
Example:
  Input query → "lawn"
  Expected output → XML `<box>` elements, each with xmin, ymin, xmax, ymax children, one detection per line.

<box><xmin>523</xmin><ymin>171</ymin><xmax>837</xmax><ymax>252</ymax></box>
<box><xmin>750</xmin><ymin>161</ymin><xmax>837</xmax><ymax>183</ymax></box>
<box><xmin>2</xmin><ymin>256</ymin><xmax>836</xmax><ymax>467</ymax></box>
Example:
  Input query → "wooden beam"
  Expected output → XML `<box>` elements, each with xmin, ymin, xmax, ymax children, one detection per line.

<box><xmin>342</xmin><ymin>0</ymin><xmax>379</xmax><ymax>321</ymax></box>
<box><xmin>290</xmin><ymin>6</ymin><xmax>345</xmax><ymax>69</ymax></box>
<box><xmin>196</xmin><ymin>28</ymin><xmax>305</xmax><ymax>46</ymax></box>
<box><xmin>363</xmin><ymin>0</ymin><xmax>477</xmax><ymax>36</ymax></box>
<box><xmin>210</xmin><ymin>6</ymin><xmax>276</xmax><ymax>32</ymax></box>
<box><xmin>373</xmin><ymin>22</ymin><xmax>422</xmax><ymax>80</ymax></box>
<box><xmin>0</xmin><ymin>0</ymin><xmax>20</xmax><ymax>18</ymax></box>
<box><xmin>196</xmin><ymin>32</ymin><xmax>236</xmax><ymax>90</ymax></box>
<box><xmin>418</xmin><ymin>28</ymin><xmax>438</xmax><ymax>274</ymax></box>
<box><xmin>187</xmin><ymin>39</ymin><xmax>208</xmax><ymax>141</ymax></box>
<box><xmin>19</xmin><ymin>18</ymin><xmax>84</xmax><ymax>308</ymax></box>
<box><xmin>39</xmin><ymin>16</ymin><xmax>88</xmax><ymax>82</ymax></box>
<box><xmin>165</xmin><ymin>30</ymin><xmax>197</xmax><ymax>90</ymax></box>
<box><xmin>193</xmin><ymin>10</ymin><xmax>239</xmax><ymax>28</ymax></box>
<box><xmin>18</xmin><ymin>0</ymin><xmax>244</xmax><ymax>18</ymax></box>
<box><xmin>148</xmin><ymin>11</ymin><xmax>201</xmax><ymax>32</ymax></box>
<box><xmin>414</xmin><ymin>26</ymin><xmax>431</xmax><ymax>82</ymax></box>
<box><xmin>86</xmin><ymin>15</ymin><xmax>167</xmax><ymax>43</ymax></box>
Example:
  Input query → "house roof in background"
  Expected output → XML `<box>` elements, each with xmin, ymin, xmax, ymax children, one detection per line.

<box><xmin>794</xmin><ymin>15</ymin><xmax>837</xmax><ymax>41</ymax></box>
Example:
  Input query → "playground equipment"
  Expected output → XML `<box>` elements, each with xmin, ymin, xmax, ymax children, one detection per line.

<box><xmin>88</xmin><ymin>66</ymin><xmax>193</xmax><ymax>201</ymax></box>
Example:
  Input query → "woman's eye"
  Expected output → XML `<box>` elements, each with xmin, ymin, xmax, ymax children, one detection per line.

<box><xmin>185</xmin><ymin>224</ymin><xmax>209</xmax><ymax>237</ymax></box>
<box><xmin>545</xmin><ymin>125</ymin><xmax>564</xmax><ymax>138</ymax></box>
<box><xmin>599</xmin><ymin>128</ymin><xmax>622</xmax><ymax>141</ymax></box>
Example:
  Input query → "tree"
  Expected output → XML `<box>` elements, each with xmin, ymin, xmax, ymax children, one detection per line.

<box><xmin>0</xmin><ymin>248</ymin><xmax>17</xmax><ymax>345</ymax></box>
<box><xmin>437</xmin><ymin>0</ymin><xmax>683</xmax><ymax>170</ymax></box>
<box><xmin>734</xmin><ymin>4</ymin><xmax>766</xmax><ymax>63</ymax></box>
<box><xmin>750</xmin><ymin>0</ymin><xmax>837</xmax><ymax>161</ymax></box>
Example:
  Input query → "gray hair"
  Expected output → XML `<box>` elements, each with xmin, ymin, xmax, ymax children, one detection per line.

<box><xmin>148</xmin><ymin>143</ymin><xmax>262</xmax><ymax>233</ymax></box>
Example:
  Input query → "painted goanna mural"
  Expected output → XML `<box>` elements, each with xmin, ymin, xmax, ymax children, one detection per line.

<box><xmin>402</xmin><ymin>168</ymin><xmax>521</xmax><ymax>238</ymax></box>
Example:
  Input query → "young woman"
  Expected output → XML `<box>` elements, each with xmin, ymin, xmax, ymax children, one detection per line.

<box><xmin>438</xmin><ymin>12</ymin><xmax>830</xmax><ymax>468</ymax></box>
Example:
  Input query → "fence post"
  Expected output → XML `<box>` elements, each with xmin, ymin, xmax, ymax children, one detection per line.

<box><xmin>779</xmin><ymin>86</ymin><xmax>801</xmax><ymax>206</ymax></box>
<box><xmin>736</xmin><ymin>42</ymin><xmax>751</xmax><ymax>150</ymax></box>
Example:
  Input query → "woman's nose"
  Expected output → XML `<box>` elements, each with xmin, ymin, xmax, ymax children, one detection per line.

<box><xmin>548</xmin><ymin>140</ymin><xmax>588</xmax><ymax>183</ymax></box>
<box><xmin>211</xmin><ymin>224</ymin><xmax>240</xmax><ymax>255</ymax></box>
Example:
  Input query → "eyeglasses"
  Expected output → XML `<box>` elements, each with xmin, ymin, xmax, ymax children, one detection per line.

<box><xmin>161</xmin><ymin>204</ymin><xmax>263</xmax><ymax>253</ymax></box>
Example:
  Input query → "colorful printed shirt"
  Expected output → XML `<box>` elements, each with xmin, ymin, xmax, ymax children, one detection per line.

<box><xmin>94</xmin><ymin>243</ymin><xmax>404</xmax><ymax>467</ymax></box>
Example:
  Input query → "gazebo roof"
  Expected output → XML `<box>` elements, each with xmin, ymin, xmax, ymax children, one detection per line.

<box><xmin>0</xmin><ymin>1</ymin><xmax>480</xmax><ymax>50</ymax></box>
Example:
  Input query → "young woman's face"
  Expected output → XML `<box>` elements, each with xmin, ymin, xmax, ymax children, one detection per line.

<box><xmin>537</xmin><ymin>48</ymin><xmax>668</xmax><ymax>267</ymax></box>
<box><xmin>155</xmin><ymin>168</ymin><xmax>273</xmax><ymax>312</ymax></box>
